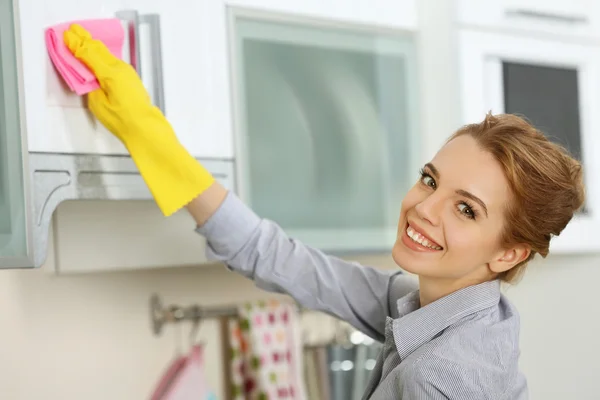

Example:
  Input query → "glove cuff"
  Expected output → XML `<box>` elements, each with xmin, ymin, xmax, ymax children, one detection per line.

<box><xmin>128</xmin><ymin>138</ymin><xmax>216</xmax><ymax>216</ymax></box>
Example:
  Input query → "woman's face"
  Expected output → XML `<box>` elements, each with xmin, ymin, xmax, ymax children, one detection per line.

<box><xmin>392</xmin><ymin>134</ymin><xmax>522</xmax><ymax>284</ymax></box>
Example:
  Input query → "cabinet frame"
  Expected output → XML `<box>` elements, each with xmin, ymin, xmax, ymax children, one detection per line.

<box><xmin>1</xmin><ymin>0</ymin><xmax>34</xmax><ymax>267</ymax></box>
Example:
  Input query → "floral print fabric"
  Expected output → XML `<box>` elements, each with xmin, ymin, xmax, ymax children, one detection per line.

<box><xmin>228</xmin><ymin>300</ymin><xmax>306</xmax><ymax>399</ymax></box>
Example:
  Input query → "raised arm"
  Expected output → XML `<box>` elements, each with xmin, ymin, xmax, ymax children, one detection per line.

<box><xmin>64</xmin><ymin>24</ymin><xmax>416</xmax><ymax>340</ymax></box>
<box><xmin>188</xmin><ymin>184</ymin><xmax>404</xmax><ymax>340</ymax></box>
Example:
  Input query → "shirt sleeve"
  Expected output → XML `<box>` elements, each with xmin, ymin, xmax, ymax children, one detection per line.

<box><xmin>195</xmin><ymin>191</ymin><xmax>406</xmax><ymax>341</ymax></box>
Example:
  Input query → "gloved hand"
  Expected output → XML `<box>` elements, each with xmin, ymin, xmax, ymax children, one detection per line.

<box><xmin>64</xmin><ymin>24</ymin><xmax>215</xmax><ymax>216</ymax></box>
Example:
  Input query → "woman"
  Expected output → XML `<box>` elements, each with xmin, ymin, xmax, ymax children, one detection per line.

<box><xmin>64</xmin><ymin>25</ymin><xmax>584</xmax><ymax>399</ymax></box>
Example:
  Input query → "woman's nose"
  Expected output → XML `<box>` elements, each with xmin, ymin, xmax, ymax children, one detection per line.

<box><xmin>415</xmin><ymin>193</ymin><xmax>443</xmax><ymax>226</ymax></box>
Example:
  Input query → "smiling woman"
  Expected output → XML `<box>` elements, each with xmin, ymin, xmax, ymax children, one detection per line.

<box><xmin>64</xmin><ymin>24</ymin><xmax>584</xmax><ymax>400</ymax></box>
<box><xmin>392</xmin><ymin>113</ymin><xmax>584</xmax><ymax>308</ymax></box>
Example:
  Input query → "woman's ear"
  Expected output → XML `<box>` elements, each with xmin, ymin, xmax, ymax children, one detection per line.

<box><xmin>489</xmin><ymin>245</ymin><xmax>531</xmax><ymax>274</ymax></box>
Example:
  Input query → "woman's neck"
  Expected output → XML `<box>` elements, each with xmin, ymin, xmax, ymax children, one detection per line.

<box><xmin>418</xmin><ymin>274</ymin><xmax>494</xmax><ymax>307</ymax></box>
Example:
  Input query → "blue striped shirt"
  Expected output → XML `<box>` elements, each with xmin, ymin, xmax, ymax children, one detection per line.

<box><xmin>196</xmin><ymin>192</ymin><xmax>528</xmax><ymax>399</ymax></box>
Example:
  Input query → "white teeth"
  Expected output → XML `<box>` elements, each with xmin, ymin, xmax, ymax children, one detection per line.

<box><xmin>406</xmin><ymin>226</ymin><xmax>442</xmax><ymax>250</ymax></box>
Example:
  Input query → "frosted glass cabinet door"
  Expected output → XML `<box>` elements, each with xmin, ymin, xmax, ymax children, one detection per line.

<box><xmin>230</xmin><ymin>11</ymin><xmax>420</xmax><ymax>253</ymax></box>
<box><xmin>0</xmin><ymin>0</ymin><xmax>32</xmax><ymax>267</ymax></box>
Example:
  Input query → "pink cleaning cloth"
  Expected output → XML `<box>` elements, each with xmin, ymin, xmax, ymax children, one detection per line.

<box><xmin>45</xmin><ymin>19</ymin><xmax>125</xmax><ymax>95</ymax></box>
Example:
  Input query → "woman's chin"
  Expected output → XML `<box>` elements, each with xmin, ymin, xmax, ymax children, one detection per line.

<box><xmin>392</xmin><ymin>241</ymin><xmax>421</xmax><ymax>275</ymax></box>
<box><xmin>392</xmin><ymin>239</ymin><xmax>444</xmax><ymax>277</ymax></box>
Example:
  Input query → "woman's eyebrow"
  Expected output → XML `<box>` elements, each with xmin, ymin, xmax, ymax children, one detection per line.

<box><xmin>425</xmin><ymin>163</ymin><xmax>439</xmax><ymax>177</ymax></box>
<box><xmin>426</xmin><ymin>162</ymin><xmax>489</xmax><ymax>217</ymax></box>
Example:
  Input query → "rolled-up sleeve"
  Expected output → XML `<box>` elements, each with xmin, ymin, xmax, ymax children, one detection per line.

<box><xmin>195</xmin><ymin>191</ymin><xmax>402</xmax><ymax>341</ymax></box>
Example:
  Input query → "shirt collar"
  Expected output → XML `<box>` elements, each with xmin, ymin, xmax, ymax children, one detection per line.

<box><xmin>392</xmin><ymin>279</ymin><xmax>501</xmax><ymax>360</ymax></box>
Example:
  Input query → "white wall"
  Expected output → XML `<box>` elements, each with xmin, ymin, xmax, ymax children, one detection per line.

<box><xmin>506</xmin><ymin>256</ymin><xmax>600</xmax><ymax>399</ymax></box>
<box><xmin>2</xmin><ymin>1</ymin><xmax>598</xmax><ymax>399</ymax></box>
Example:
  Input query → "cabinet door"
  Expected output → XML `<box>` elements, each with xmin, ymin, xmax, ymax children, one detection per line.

<box><xmin>230</xmin><ymin>10</ymin><xmax>420</xmax><ymax>253</ymax></box>
<box><xmin>19</xmin><ymin>0</ymin><xmax>130</xmax><ymax>155</ymax></box>
<box><xmin>199</xmin><ymin>0</ymin><xmax>418</xmax><ymax>163</ymax></box>
<box><xmin>18</xmin><ymin>0</ymin><xmax>233</xmax><ymax>159</ymax></box>
<box><xmin>0</xmin><ymin>0</ymin><xmax>33</xmax><ymax>267</ymax></box>
<box><xmin>138</xmin><ymin>0</ymin><xmax>234</xmax><ymax>159</ymax></box>
<box><xmin>458</xmin><ymin>29</ymin><xmax>600</xmax><ymax>253</ymax></box>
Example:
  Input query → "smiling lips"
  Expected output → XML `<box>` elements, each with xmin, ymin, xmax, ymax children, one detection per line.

<box><xmin>405</xmin><ymin>223</ymin><xmax>443</xmax><ymax>250</ymax></box>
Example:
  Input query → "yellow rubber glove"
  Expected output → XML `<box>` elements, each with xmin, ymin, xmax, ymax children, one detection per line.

<box><xmin>64</xmin><ymin>24</ymin><xmax>214</xmax><ymax>217</ymax></box>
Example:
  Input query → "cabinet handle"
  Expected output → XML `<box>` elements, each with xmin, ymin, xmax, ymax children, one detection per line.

<box><xmin>115</xmin><ymin>10</ymin><xmax>142</xmax><ymax>76</ymax></box>
<box><xmin>140</xmin><ymin>14</ymin><xmax>166</xmax><ymax>115</ymax></box>
<box><xmin>505</xmin><ymin>9</ymin><xmax>588</xmax><ymax>24</ymax></box>
<box><xmin>115</xmin><ymin>10</ymin><xmax>166</xmax><ymax>114</ymax></box>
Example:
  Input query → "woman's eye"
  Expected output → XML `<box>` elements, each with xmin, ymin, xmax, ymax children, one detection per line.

<box><xmin>422</xmin><ymin>175</ymin><xmax>436</xmax><ymax>188</ymax></box>
<box><xmin>458</xmin><ymin>203</ymin><xmax>476</xmax><ymax>220</ymax></box>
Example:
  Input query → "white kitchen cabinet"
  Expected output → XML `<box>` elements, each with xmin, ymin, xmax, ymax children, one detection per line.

<box><xmin>225</xmin><ymin>4</ymin><xmax>421</xmax><ymax>253</ymax></box>
<box><xmin>1</xmin><ymin>0</ymin><xmax>420</xmax><ymax>271</ymax></box>
<box><xmin>49</xmin><ymin>0</ymin><xmax>421</xmax><ymax>270</ymax></box>
<box><xmin>0</xmin><ymin>0</ymin><xmax>238</xmax><ymax>270</ymax></box>
<box><xmin>457</xmin><ymin>9</ymin><xmax>600</xmax><ymax>253</ymax></box>
<box><xmin>18</xmin><ymin>0</ymin><xmax>234</xmax><ymax>159</ymax></box>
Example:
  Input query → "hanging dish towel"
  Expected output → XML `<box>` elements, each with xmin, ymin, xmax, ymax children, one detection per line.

<box><xmin>150</xmin><ymin>345</ymin><xmax>216</xmax><ymax>400</ymax></box>
<box><xmin>45</xmin><ymin>18</ymin><xmax>125</xmax><ymax>95</ymax></box>
<box><xmin>228</xmin><ymin>300</ymin><xmax>307</xmax><ymax>399</ymax></box>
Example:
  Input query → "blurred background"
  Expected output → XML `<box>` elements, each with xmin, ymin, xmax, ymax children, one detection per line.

<box><xmin>1</xmin><ymin>0</ymin><xmax>598</xmax><ymax>398</ymax></box>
